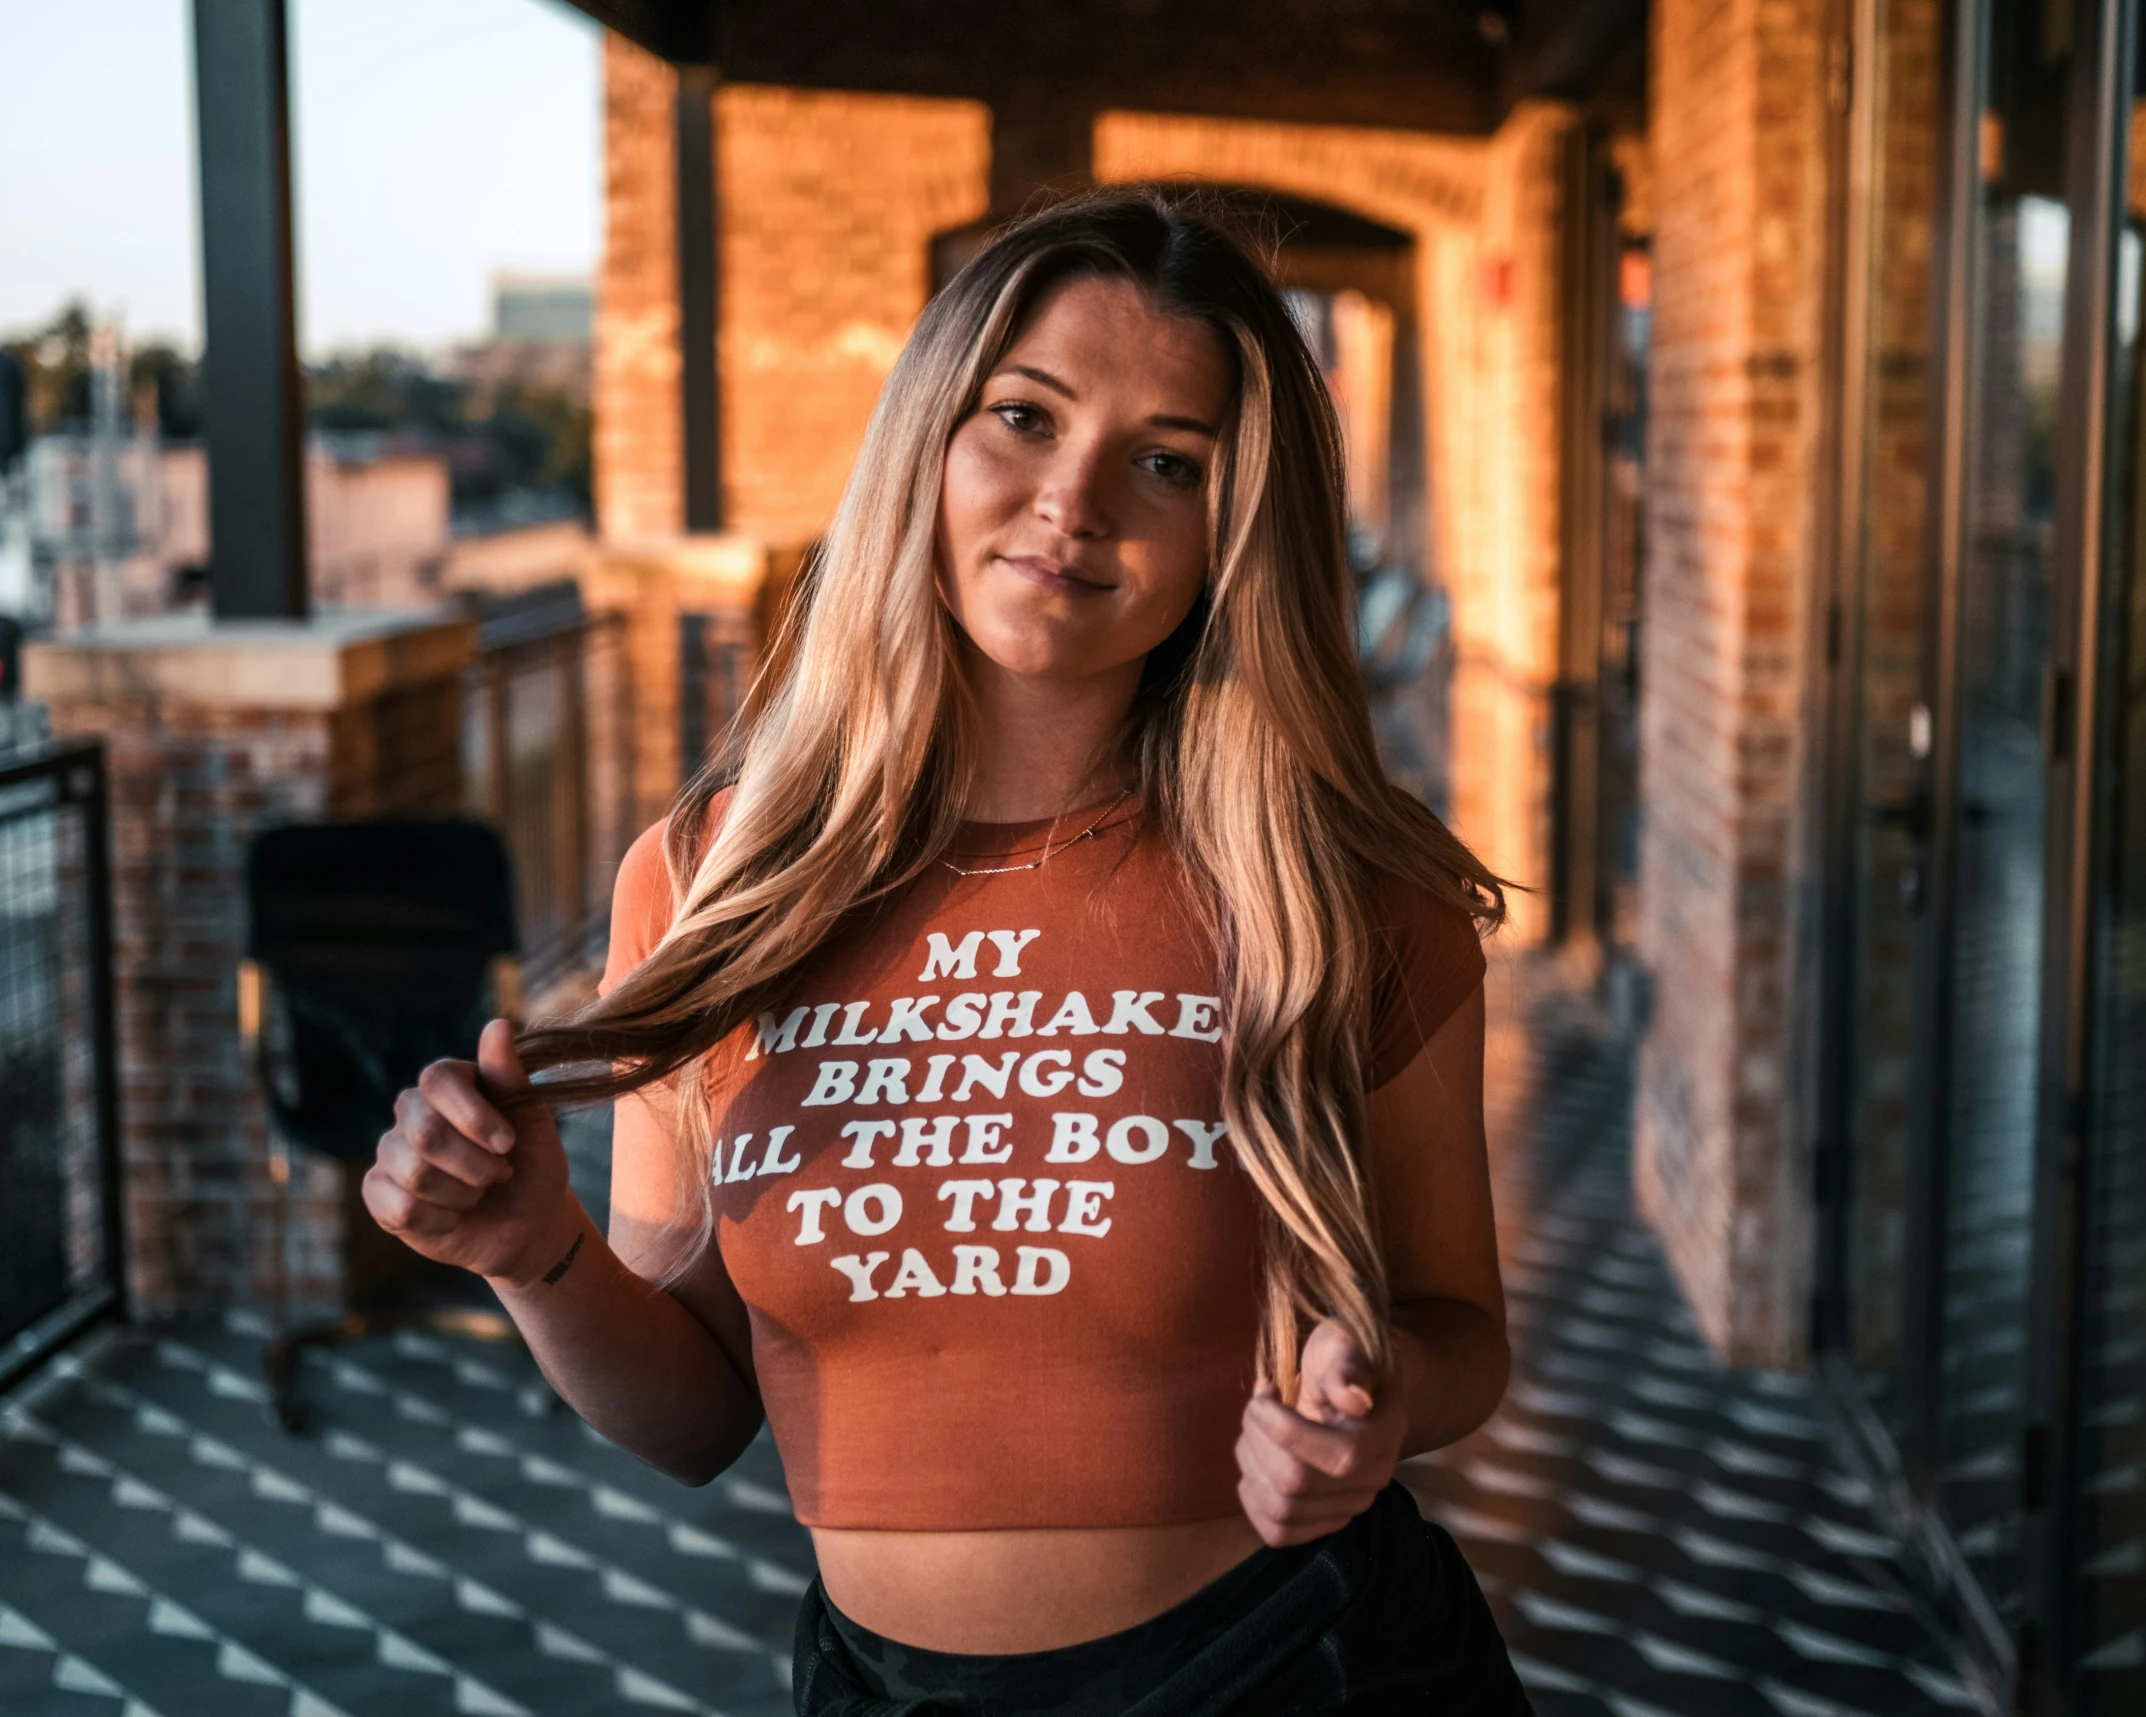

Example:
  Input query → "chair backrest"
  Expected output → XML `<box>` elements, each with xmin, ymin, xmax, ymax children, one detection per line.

<box><xmin>247</xmin><ymin>819</ymin><xmax>519</xmax><ymax>1160</ymax></box>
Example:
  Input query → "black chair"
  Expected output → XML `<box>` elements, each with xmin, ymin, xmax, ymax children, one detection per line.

<box><xmin>240</xmin><ymin>817</ymin><xmax>526</xmax><ymax>1432</ymax></box>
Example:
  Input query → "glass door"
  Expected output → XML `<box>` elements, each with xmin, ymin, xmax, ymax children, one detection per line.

<box><xmin>1822</xmin><ymin>0</ymin><xmax>2142</xmax><ymax>1701</ymax></box>
<box><xmin>1930</xmin><ymin>0</ymin><xmax>2078</xmax><ymax>1627</ymax></box>
<box><xmin>1823</xmin><ymin>0</ymin><xmax>1948</xmax><ymax>1454</ymax></box>
<box><xmin>2068</xmin><ymin>12</ymin><xmax>2146</xmax><ymax>1706</ymax></box>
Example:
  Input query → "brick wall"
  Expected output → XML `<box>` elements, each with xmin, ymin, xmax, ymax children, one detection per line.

<box><xmin>102</xmin><ymin>709</ymin><xmax>342</xmax><ymax>1318</ymax></box>
<box><xmin>719</xmin><ymin>86</ymin><xmax>990</xmax><ymax>540</ymax></box>
<box><xmin>596</xmin><ymin>34</ymin><xmax>683</xmax><ymax>542</ymax></box>
<box><xmin>1634</xmin><ymin>0</ymin><xmax>1832</xmax><ymax>1365</ymax></box>
<box><xmin>1095</xmin><ymin>107</ymin><xmax>1572</xmax><ymax>936</ymax></box>
<box><xmin>595</xmin><ymin>42</ymin><xmax>990</xmax><ymax>546</ymax></box>
<box><xmin>31</xmin><ymin>622</ymin><xmax>473</xmax><ymax>1320</ymax></box>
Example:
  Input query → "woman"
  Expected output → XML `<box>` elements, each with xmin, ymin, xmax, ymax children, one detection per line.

<box><xmin>365</xmin><ymin>186</ymin><xmax>1531</xmax><ymax>1715</ymax></box>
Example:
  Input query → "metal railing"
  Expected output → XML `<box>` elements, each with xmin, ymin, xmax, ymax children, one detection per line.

<box><xmin>680</xmin><ymin>606</ymin><xmax>755</xmax><ymax>781</ymax></box>
<box><xmin>461</xmin><ymin>584</ymin><xmax>635</xmax><ymax>998</ymax></box>
<box><xmin>0</xmin><ymin>741</ymin><xmax>124</xmax><ymax>1391</ymax></box>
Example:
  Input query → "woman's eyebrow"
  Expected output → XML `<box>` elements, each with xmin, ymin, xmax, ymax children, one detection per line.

<box><xmin>1005</xmin><ymin>363</ymin><xmax>1077</xmax><ymax>398</ymax></box>
<box><xmin>998</xmin><ymin>363</ymin><xmax>1215</xmax><ymax>436</ymax></box>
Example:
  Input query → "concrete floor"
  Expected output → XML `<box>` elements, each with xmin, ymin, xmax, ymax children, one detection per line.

<box><xmin>0</xmin><ymin>958</ymin><xmax>1979</xmax><ymax>1716</ymax></box>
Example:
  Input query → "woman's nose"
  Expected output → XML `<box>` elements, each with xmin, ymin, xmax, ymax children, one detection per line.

<box><xmin>1032</xmin><ymin>447</ymin><xmax>1112</xmax><ymax>539</ymax></box>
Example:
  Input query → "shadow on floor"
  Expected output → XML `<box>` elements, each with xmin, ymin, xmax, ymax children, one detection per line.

<box><xmin>1403</xmin><ymin>955</ymin><xmax>1978</xmax><ymax>1716</ymax></box>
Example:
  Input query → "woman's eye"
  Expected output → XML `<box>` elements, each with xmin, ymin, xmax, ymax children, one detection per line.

<box><xmin>1142</xmin><ymin>451</ymin><xmax>1203</xmax><ymax>489</ymax></box>
<box><xmin>990</xmin><ymin>402</ymin><xmax>1047</xmax><ymax>435</ymax></box>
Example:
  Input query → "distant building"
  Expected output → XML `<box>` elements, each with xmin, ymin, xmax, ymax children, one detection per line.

<box><xmin>492</xmin><ymin>272</ymin><xmax>592</xmax><ymax>343</ymax></box>
<box><xmin>442</xmin><ymin>273</ymin><xmax>596</xmax><ymax>409</ymax></box>
<box><xmin>2</xmin><ymin>432</ymin><xmax>453</xmax><ymax>623</ymax></box>
<box><xmin>304</xmin><ymin>437</ymin><xmax>452</xmax><ymax>608</ymax></box>
<box><xmin>20</xmin><ymin>431</ymin><xmax>178</xmax><ymax>625</ymax></box>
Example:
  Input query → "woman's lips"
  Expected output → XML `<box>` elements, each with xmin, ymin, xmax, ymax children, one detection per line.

<box><xmin>1000</xmin><ymin>554</ymin><xmax>1112</xmax><ymax>593</ymax></box>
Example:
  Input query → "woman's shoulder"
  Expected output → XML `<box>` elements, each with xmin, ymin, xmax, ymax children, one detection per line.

<box><xmin>1360</xmin><ymin>864</ymin><xmax>1485</xmax><ymax>946</ymax></box>
<box><xmin>1359</xmin><ymin>864</ymin><xmax>1488</xmax><ymax>1090</ymax></box>
<box><xmin>601</xmin><ymin>788</ymin><xmax>736</xmax><ymax>994</ymax></box>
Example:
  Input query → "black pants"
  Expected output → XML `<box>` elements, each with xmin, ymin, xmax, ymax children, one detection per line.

<box><xmin>791</xmin><ymin>1485</ymin><xmax>1535</xmax><ymax>1716</ymax></box>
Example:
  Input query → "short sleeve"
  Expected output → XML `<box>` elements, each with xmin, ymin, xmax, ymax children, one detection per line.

<box><xmin>601</xmin><ymin>789</ymin><xmax>739</xmax><ymax>998</ymax></box>
<box><xmin>600</xmin><ymin>822</ymin><xmax>679</xmax><ymax>997</ymax></box>
<box><xmin>1362</xmin><ymin>872</ymin><xmax>1487</xmax><ymax>1090</ymax></box>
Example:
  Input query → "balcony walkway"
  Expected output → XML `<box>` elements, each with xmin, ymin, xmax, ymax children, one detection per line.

<box><xmin>0</xmin><ymin>960</ymin><xmax>1979</xmax><ymax>1717</ymax></box>
<box><xmin>1404</xmin><ymin>963</ymin><xmax>1978</xmax><ymax>1717</ymax></box>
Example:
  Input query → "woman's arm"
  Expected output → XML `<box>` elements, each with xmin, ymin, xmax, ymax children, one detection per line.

<box><xmin>365</xmin><ymin>1024</ymin><xmax>765</xmax><ymax>1488</ymax></box>
<box><xmin>1373</xmin><ymin>982</ymin><xmax>1510</xmax><ymax>1456</ymax></box>
<box><xmin>1233</xmin><ymin>984</ymin><xmax>1508</xmax><ymax>1543</ymax></box>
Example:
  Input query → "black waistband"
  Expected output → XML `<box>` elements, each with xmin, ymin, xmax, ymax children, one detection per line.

<box><xmin>792</xmin><ymin>1485</ymin><xmax>1533</xmax><ymax>1717</ymax></box>
<box><xmin>819</xmin><ymin>1504</ymin><xmax>1348</xmax><ymax>1688</ymax></box>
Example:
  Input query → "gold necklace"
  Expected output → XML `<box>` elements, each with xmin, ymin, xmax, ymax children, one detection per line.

<box><xmin>939</xmin><ymin>788</ymin><xmax>1133</xmax><ymax>878</ymax></box>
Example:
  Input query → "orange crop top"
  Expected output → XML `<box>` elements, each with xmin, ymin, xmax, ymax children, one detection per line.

<box><xmin>599</xmin><ymin>798</ymin><xmax>1485</xmax><ymax>1530</ymax></box>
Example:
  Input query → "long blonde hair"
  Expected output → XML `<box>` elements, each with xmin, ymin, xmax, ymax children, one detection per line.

<box><xmin>522</xmin><ymin>185</ymin><xmax>1505</xmax><ymax>1395</ymax></box>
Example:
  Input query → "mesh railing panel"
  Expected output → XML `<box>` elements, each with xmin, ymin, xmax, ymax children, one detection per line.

<box><xmin>0</xmin><ymin>744</ymin><xmax>120</xmax><ymax>1385</ymax></box>
<box><xmin>464</xmin><ymin>604</ymin><xmax>633</xmax><ymax>1000</ymax></box>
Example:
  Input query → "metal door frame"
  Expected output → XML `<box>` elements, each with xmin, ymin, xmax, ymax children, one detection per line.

<box><xmin>1804</xmin><ymin>0</ymin><xmax>2019</xmax><ymax>1687</ymax></box>
<box><xmin>1809</xmin><ymin>0</ymin><xmax>1881</xmax><ymax>1383</ymax></box>
<box><xmin>2029</xmin><ymin>0</ymin><xmax>2137</xmax><ymax>1704</ymax></box>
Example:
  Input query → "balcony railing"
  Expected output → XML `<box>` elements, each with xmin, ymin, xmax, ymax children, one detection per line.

<box><xmin>461</xmin><ymin>583</ymin><xmax>636</xmax><ymax>1001</ymax></box>
<box><xmin>0</xmin><ymin>740</ymin><xmax>123</xmax><ymax>1390</ymax></box>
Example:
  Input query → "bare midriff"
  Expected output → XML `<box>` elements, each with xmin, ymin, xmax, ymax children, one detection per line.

<box><xmin>809</xmin><ymin>1515</ymin><xmax>1266</xmax><ymax>1654</ymax></box>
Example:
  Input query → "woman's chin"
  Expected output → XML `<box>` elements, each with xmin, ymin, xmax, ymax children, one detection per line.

<box><xmin>961</xmin><ymin>628</ymin><xmax>1121</xmax><ymax>685</ymax></box>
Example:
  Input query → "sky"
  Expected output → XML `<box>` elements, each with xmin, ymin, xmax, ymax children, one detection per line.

<box><xmin>0</xmin><ymin>0</ymin><xmax>601</xmax><ymax>357</ymax></box>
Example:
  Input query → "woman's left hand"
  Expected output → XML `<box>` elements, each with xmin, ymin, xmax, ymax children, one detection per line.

<box><xmin>1235</xmin><ymin>1317</ymin><xmax>1410</xmax><ymax>1547</ymax></box>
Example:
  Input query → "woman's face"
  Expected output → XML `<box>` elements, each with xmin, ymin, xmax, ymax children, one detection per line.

<box><xmin>937</xmin><ymin>274</ymin><xmax>1231</xmax><ymax>686</ymax></box>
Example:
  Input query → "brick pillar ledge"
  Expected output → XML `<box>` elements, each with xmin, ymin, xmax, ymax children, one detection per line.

<box><xmin>590</xmin><ymin>534</ymin><xmax>800</xmax><ymax>836</ymax></box>
<box><xmin>24</xmin><ymin>610</ymin><xmax>477</xmax><ymax>1323</ymax></box>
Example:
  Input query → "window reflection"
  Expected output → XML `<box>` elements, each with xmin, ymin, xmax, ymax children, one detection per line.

<box><xmin>1936</xmin><ymin>0</ymin><xmax>2073</xmax><ymax>1625</ymax></box>
<box><xmin>2072</xmin><ymin>71</ymin><xmax>2146</xmax><ymax>1717</ymax></box>
<box><xmin>1840</xmin><ymin>0</ymin><xmax>1944</xmax><ymax>1445</ymax></box>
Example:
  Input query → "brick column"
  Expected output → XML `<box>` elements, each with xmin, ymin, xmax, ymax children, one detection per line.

<box><xmin>24</xmin><ymin>611</ymin><xmax>474</xmax><ymax>1320</ymax></box>
<box><xmin>595</xmin><ymin>34</ymin><xmax>990</xmax><ymax>549</ymax></box>
<box><xmin>1634</xmin><ymin>0</ymin><xmax>1832</xmax><ymax>1366</ymax></box>
<box><xmin>1445</xmin><ymin>102</ymin><xmax>1574</xmax><ymax>946</ymax></box>
<box><xmin>596</xmin><ymin>33</ymin><xmax>684</xmax><ymax>543</ymax></box>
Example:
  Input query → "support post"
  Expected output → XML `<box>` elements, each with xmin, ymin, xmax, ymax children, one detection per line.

<box><xmin>675</xmin><ymin>63</ymin><xmax>720</xmax><ymax>533</ymax></box>
<box><xmin>987</xmin><ymin>98</ymin><xmax>1095</xmax><ymax>217</ymax></box>
<box><xmin>192</xmin><ymin>0</ymin><xmax>309</xmax><ymax>620</ymax></box>
<box><xmin>1552</xmin><ymin>122</ymin><xmax>1616</xmax><ymax>955</ymax></box>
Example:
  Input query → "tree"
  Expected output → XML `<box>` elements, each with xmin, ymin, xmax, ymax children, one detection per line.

<box><xmin>1</xmin><ymin>301</ymin><xmax>93</xmax><ymax>431</ymax></box>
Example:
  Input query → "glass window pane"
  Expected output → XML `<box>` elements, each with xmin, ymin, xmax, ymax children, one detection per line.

<box><xmin>1937</xmin><ymin>0</ymin><xmax>2076</xmax><ymax>1623</ymax></box>
<box><xmin>1838</xmin><ymin>0</ymin><xmax>1946</xmax><ymax>1446</ymax></box>
<box><xmin>2072</xmin><ymin>30</ymin><xmax>2146</xmax><ymax>1709</ymax></box>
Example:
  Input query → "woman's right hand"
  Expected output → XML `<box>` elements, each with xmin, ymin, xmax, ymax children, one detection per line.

<box><xmin>362</xmin><ymin>1018</ymin><xmax>582</xmax><ymax>1289</ymax></box>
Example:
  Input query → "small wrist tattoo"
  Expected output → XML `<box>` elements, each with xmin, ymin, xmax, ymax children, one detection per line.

<box><xmin>539</xmin><ymin>1231</ymin><xmax>584</xmax><ymax>1287</ymax></box>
